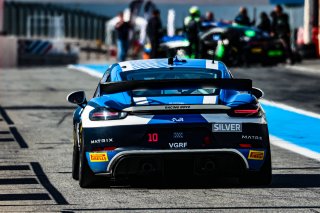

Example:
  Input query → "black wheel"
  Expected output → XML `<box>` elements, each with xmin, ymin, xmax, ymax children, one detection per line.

<box><xmin>78</xmin><ymin>127</ymin><xmax>110</xmax><ymax>188</ymax></box>
<box><xmin>72</xmin><ymin>146</ymin><xmax>80</xmax><ymax>180</ymax></box>
<box><xmin>240</xmin><ymin>149</ymin><xmax>272</xmax><ymax>186</ymax></box>
<box><xmin>79</xmin><ymin>130</ymin><xmax>97</xmax><ymax>188</ymax></box>
<box><xmin>79</xmin><ymin>149</ymin><xmax>97</xmax><ymax>188</ymax></box>
<box><xmin>72</xmin><ymin>127</ymin><xmax>79</xmax><ymax>180</ymax></box>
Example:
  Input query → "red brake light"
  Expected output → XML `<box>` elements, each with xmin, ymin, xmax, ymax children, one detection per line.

<box><xmin>239</xmin><ymin>143</ymin><xmax>252</xmax><ymax>148</ymax></box>
<box><xmin>228</xmin><ymin>105</ymin><xmax>261</xmax><ymax>117</ymax></box>
<box><xmin>92</xmin><ymin>147</ymin><xmax>116</xmax><ymax>151</ymax></box>
<box><xmin>234</xmin><ymin>109</ymin><xmax>259</xmax><ymax>114</ymax></box>
<box><xmin>203</xmin><ymin>135</ymin><xmax>212</xmax><ymax>146</ymax></box>
<box><xmin>91</xmin><ymin>111</ymin><xmax>119</xmax><ymax>118</ymax></box>
<box><xmin>89</xmin><ymin>108</ymin><xmax>127</xmax><ymax>121</ymax></box>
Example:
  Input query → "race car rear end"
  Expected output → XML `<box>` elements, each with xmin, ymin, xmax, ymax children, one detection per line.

<box><xmin>67</xmin><ymin>59</ymin><xmax>272</xmax><ymax>188</ymax></box>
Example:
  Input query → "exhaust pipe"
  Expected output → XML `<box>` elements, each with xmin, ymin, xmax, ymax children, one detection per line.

<box><xmin>141</xmin><ymin>162</ymin><xmax>155</xmax><ymax>173</ymax></box>
<box><xmin>202</xmin><ymin>160</ymin><xmax>215</xmax><ymax>172</ymax></box>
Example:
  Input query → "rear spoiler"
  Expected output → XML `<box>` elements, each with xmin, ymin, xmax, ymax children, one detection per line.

<box><xmin>100</xmin><ymin>79</ymin><xmax>252</xmax><ymax>94</ymax></box>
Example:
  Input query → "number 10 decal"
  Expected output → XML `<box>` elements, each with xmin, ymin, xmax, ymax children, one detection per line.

<box><xmin>148</xmin><ymin>133</ymin><xmax>158</xmax><ymax>143</ymax></box>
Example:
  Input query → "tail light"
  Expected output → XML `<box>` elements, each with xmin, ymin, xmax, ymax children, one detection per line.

<box><xmin>239</xmin><ymin>143</ymin><xmax>252</xmax><ymax>148</ymax></box>
<box><xmin>202</xmin><ymin>135</ymin><xmax>212</xmax><ymax>147</ymax></box>
<box><xmin>89</xmin><ymin>108</ymin><xmax>127</xmax><ymax>121</ymax></box>
<box><xmin>92</xmin><ymin>147</ymin><xmax>117</xmax><ymax>151</ymax></box>
<box><xmin>228</xmin><ymin>104</ymin><xmax>261</xmax><ymax>117</ymax></box>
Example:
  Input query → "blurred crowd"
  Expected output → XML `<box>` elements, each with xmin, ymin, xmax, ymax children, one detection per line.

<box><xmin>114</xmin><ymin>1</ymin><xmax>293</xmax><ymax>63</ymax></box>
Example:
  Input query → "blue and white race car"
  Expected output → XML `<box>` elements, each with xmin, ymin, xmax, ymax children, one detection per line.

<box><xmin>67</xmin><ymin>57</ymin><xmax>272</xmax><ymax>188</ymax></box>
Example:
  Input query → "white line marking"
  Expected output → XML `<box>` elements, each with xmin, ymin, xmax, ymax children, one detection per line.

<box><xmin>285</xmin><ymin>65</ymin><xmax>320</xmax><ymax>76</ymax></box>
<box><xmin>261</xmin><ymin>99</ymin><xmax>320</xmax><ymax>119</ymax></box>
<box><xmin>68</xmin><ymin>65</ymin><xmax>103</xmax><ymax>78</ymax></box>
<box><xmin>270</xmin><ymin>135</ymin><xmax>320</xmax><ymax>162</ymax></box>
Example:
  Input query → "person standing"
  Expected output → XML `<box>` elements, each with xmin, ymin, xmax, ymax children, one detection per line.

<box><xmin>201</xmin><ymin>11</ymin><xmax>215</xmax><ymax>30</ymax></box>
<box><xmin>115</xmin><ymin>12</ymin><xmax>131</xmax><ymax>61</ymax></box>
<box><xmin>184</xmin><ymin>6</ymin><xmax>201</xmax><ymax>58</ymax></box>
<box><xmin>234</xmin><ymin>7</ymin><xmax>255</xmax><ymax>26</ymax></box>
<box><xmin>257</xmin><ymin>12</ymin><xmax>271</xmax><ymax>33</ymax></box>
<box><xmin>147</xmin><ymin>9</ymin><xmax>163</xmax><ymax>58</ymax></box>
<box><xmin>271</xmin><ymin>5</ymin><xmax>294</xmax><ymax>64</ymax></box>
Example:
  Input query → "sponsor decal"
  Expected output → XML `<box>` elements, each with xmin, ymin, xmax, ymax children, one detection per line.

<box><xmin>91</xmin><ymin>138</ymin><xmax>114</xmax><ymax>144</ymax></box>
<box><xmin>173</xmin><ymin>132</ymin><xmax>184</xmax><ymax>139</ymax></box>
<box><xmin>169</xmin><ymin>142</ymin><xmax>187</xmax><ymax>148</ymax></box>
<box><xmin>242</xmin><ymin>135</ymin><xmax>262</xmax><ymax>141</ymax></box>
<box><xmin>172</xmin><ymin>117</ymin><xmax>184</xmax><ymax>122</ymax></box>
<box><xmin>212</xmin><ymin>123</ymin><xmax>242</xmax><ymax>132</ymax></box>
<box><xmin>248</xmin><ymin>150</ymin><xmax>264</xmax><ymax>160</ymax></box>
<box><xmin>89</xmin><ymin>153</ymin><xmax>108</xmax><ymax>162</ymax></box>
<box><xmin>148</xmin><ymin>133</ymin><xmax>159</xmax><ymax>143</ymax></box>
<box><xmin>165</xmin><ymin>105</ymin><xmax>191</xmax><ymax>110</ymax></box>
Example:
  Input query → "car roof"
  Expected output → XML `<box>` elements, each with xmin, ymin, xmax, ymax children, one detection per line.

<box><xmin>116</xmin><ymin>58</ymin><xmax>227</xmax><ymax>73</ymax></box>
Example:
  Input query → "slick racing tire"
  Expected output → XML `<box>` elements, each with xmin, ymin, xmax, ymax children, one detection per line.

<box><xmin>79</xmin><ymin>148</ymin><xmax>98</xmax><ymax>188</ymax></box>
<box><xmin>72</xmin><ymin>146</ymin><xmax>80</xmax><ymax>180</ymax></box>
<box><xmin>79</xmin><ymin>134</ymin><xmax>97</xmax><ymax>188</ymax></box>
<box><xmin>240</xmin><ymin>149</ymin><xmax>272</xmax><ymax>186</ymax></box>
<box><xmin>72</xmin><ymin>128</ymin><xmax>79</xmax><ymax>180</ymax></box>
<box><xmin>78</xmin><ymin>127</ymin><xmax>109</xmax><ymax>188</ymax></box>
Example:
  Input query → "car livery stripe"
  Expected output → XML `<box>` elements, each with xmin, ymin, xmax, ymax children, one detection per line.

<box><xmin>144</xmin><ymin>96</ymin><xmax>215</xmax><ymax>105</ymax></box>
<box><xmin>118</xmin><ymin>61</ymin><xmax>134</xmax><ymax>72</ymax></box>
<box><xmin>133</xmin><ymin>96</ymin><xmax>217</xmax><ymax>105</ymax></box>
<box><xmin>133</xmin><ymin>97</ymin><xmax>148</xmax><ymax>105</ymax></box>
<box><xmin>203</xmin><ymin>95</ymin><xmax>218</xmax><ymax>104</ymax></box>
<box><xmin>206</xmin><ymin>60</ymin><xmax>218</xmax><ymax>70</ymax></box>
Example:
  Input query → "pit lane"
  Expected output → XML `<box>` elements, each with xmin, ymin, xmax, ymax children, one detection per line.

<box><xmin>0</xmin><ymin>66</ymin><xmax>319</xmax><ymax>212</ymax></box>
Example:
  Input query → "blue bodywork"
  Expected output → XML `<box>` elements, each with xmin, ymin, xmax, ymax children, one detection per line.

<box><xmin>74</xmin><ymin>59</ymin><xmax>267</xmax><ymax>175</ymax></box>
<box><xmin>86</xmin><ymin>59</ymin><xmax>254</xmax><ymax>110</ymax></box>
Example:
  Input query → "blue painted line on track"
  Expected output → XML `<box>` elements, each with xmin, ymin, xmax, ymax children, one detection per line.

<box><xmin>261</xmin><ymin>104</ymin><xmax>320</xmax><ymax>153</ymax></box>
<box><xmin>71</xmin><ymin>64</ymin><xmax>320</xmax><ymax>154</ymax></box>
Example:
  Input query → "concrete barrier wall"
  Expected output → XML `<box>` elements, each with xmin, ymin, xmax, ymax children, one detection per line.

<box><xmin>0</xmin><ymin>36</ymin><xmax>17</xmax><ymax>67</ymax></box>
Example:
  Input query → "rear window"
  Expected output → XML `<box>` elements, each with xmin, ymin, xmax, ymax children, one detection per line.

<box><xmin>120</xmin><ymin>68</ymin><xmax>221</xmax><ymax>97</ymax></box>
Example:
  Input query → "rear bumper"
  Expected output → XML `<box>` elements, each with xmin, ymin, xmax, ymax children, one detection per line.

<box><xmin>90</xmin><ymin>149</ymin><xmax>249</xmax><ymax>178</ymax></box>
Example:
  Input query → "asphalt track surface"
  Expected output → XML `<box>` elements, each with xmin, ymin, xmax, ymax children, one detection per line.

<box><xmin>0</xmin><ymin>65</ymin><xmax>320</xmax><ymax>212</ymax></box>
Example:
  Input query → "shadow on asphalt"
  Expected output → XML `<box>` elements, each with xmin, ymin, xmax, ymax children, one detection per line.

<box><xmin>88</xmin><ymin>173</ymin><xmax>320</xmax><ymax>189</ymax></box>
<box><xmin>271</xmin><ymin>174</ymin><xmax>320</xmax><ymax>188</ymax></box>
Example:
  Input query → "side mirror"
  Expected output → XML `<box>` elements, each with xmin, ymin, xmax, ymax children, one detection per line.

<box><xmin>252</xmin><ymin>87</ymin><xmax>264</xmax><ymax>99</ymax></box>
<box><xmin>67</xmin><ymin>91</ymin><xmax>87</xmax><ymax>106</ymax></box>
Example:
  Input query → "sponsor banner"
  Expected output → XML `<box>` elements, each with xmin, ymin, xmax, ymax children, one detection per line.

<box><xmin>248</xmin><ymin>150</ymin><xmax>264</xmax><ymax>160</ymax></box>
<box><xmin>212</xmin><ymin>123</ymin><xmax>242</xmax><ymax>132</ymax></box>
<box><xmin>89</xmin><ymin>153</ymin><xmax>108</xmax><ymax>162</ymax></box>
